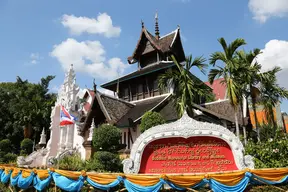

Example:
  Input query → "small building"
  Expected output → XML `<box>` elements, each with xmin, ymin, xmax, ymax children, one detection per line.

<box><xmin>79</xmin><ymin>16</ymin><xmax>246</xmax><ymax>158</ymax></box>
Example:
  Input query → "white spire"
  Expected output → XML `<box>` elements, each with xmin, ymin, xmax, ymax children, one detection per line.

<box><xmin>88</xmin><ymin>118</ymin><xmax>95</xmax><ymax>141</ymax></box>
<box><xmin>38</xmin><ymin>128</ymin><xmax>46</xmax><ymax>145</ymax></box>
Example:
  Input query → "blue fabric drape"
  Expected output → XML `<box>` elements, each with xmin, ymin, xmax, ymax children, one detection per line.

<box><xmin>123</xmin><ymin>178</ymin><xmax>165</xmax><ymax>192</ymax></box>
<box><xmin>209</xmin><ymin>172</ymin><xmax>252</xmax><ymax>192</ymax></box>
<box><xmin>33</xmin><ymin>172</ymin><xmax>53</xmax><ymax>191</ymax></box>
<box><xmin>86</xmin><ymin>175</ymin><xmax>122</xmax><ymax>191</ymax></box>
<box><xmin>17</xmin><ymin>172</ymin><xmax>34</xmax><ymax>189</ymax></box>
<box><xmin>0</xmin><ymin>169</ymin><xmax>287</xmax><ymax>191</ymax></box>
<box><xmin>1</xmin><ymin>170</ymin><xmax>11</xmax><ymax>184</ymax></box>
<box><xmin>251</xmin><ymin>173</ymin><xmax>288</xmax><ymax>185</ymax></box>
<box><xmin>10</xmin><ymin>171</ymin><xmax>21</xmax><ymax>186</ymax></box>
<box><xmin>164</xmin><ymin>178</ymin><xmax>208</xmax><ymax>191</ymax></box>
<box><xmin>52</xmin><ymin>172</ymin><xmax>85</xmax><ymax>192</ymax></box>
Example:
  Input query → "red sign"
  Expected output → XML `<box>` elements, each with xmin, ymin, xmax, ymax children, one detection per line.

<box><xmin>139</xmin><ymin>136</ymin><xmax>238</xmax><ymax>174</ymax></box>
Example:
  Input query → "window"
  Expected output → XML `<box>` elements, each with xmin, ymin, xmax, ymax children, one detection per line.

<box><xmin>123</xmin><ymin>88</ymin><xmax>129</xmax><ymax>101</ymax></box>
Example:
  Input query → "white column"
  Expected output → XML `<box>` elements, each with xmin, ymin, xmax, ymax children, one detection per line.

<box><xmin>65</xmin><ymin>124</ymin><xmax>74</xmax><ymax>150</ymax></box>
<box><xmin>58</xmin><ymin>126</ymin><xmax>67</xmax><ymax>153</ymax></box>
<box><xmin>88</xmin><ymin>119</ymin><xmax>95</xmax><ymax>141</ymax></box>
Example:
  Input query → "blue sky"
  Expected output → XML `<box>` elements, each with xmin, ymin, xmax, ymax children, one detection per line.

<box><xmin>0</xmin><ymin>0</ymin><xmax>288</xmax><ymax>111</ymax></box>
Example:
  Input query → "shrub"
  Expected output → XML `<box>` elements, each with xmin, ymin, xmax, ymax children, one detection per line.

<box><xmin>140</xmin><ymin>111</ymin><xmax>165</xmax><ymax>133</ymax></box>
<box><xmin>88</xmin><ymin>151</ymin><xmax>122</xmax><ymax>172</ymax></box>
<box><xmin>4</xmin><ymin>153</ymin><xmax>17</xmax><ymax>163</ymax></box>
<box><xmin>57</xmin><ymin>153</ymin><xmax>86</xmax><ymax>171</ymax></box>
<box><xmin>0</xmin><ymin>139</ymin><xmax>12</xmax><ymax>153</ymax></box>
<box><xmin>245</xmin><ymin>125</ymin><xmax>288</xmax><ymax>168</ymax></box>
<box><xmin>93</xmin><ymin>124</ymin><xmax>125</xmax><ymax>152</ymax></box>
<box><xmin>20</xmin><ymin>138</ymin><xmax>33</xmax><ymax>155</ymax></box>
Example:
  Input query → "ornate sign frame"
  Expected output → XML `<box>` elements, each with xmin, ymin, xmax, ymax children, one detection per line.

<box><xmin>123</xmin><ymin>111</ymin><xmax>254</xmax><ymax>174</ymax></box>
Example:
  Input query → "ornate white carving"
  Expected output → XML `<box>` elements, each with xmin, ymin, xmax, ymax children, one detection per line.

<box><xmin>56</xmin><ymin>64</ymin><xmax>80</xmax><ymax>112</ymax></box>
<box><xmin>38</xmin><ymin>128</ymin><xmax>46</xmax><ymax>145</ymax></box>
<box><xmin>88</xmin><ymin>118</ymin><xmax>95</xmax><ymax>141</ymax></box>
<box><xmin>123</xmin><ymin>111</ymin><xmax>254</xmax><ymax>174</ymax></box>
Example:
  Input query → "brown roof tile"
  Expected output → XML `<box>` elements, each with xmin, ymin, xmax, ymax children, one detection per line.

<box><xmin>99</xmin><ymin>93</ymin><xmax>134</xmax><ymax>123</ymax></box>
<box><xmin>116</xmin><ymin>94</ymin><xmax>170</xmax><ymax>127</ymax></box>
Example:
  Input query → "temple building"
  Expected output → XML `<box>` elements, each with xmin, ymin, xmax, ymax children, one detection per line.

<box><xmin>79</xmin><ymin>15</ymin><xmax>247</xmax><ymax>157</ymax></box>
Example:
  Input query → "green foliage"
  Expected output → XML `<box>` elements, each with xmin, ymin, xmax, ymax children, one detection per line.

<box><xmin>0</xmin><ymin>139</ymin><xmax>12</xmax><ymax>153</ymax></box>
<box><xmin>0</xmin><ymin>75</ymin><xmax>56</xmax><ymax>152</ymax></box>
<box><xmin>0</xmin><ymin>139</ymin><xmax>17</xmax><ymax>163</ymax></box>
<box><xmin>89</xmin><ymin>151</ymin><xmax>122</xmax><ymax>172</ymax></box>
<box><xmin>57</xmin><ymin>154</ymin><xmax>86</xmax><ymax>171</ymax></box>
<box><xmin>158</xmin><ymin>54</ymin><xmax>212</xmax><ymax>117</ymax></box>
<box><xmin>140</xmin><ymin>111</ymin><xmax>165</xmax><ymax>133</ymax></box>
<box><xmin>92</xmin><ymin>124</ymin><xmax>125</xmax><ymax>152</ymax></box>
<box><xmin>3</xmin><ymin>153</ymin><xmax>17</xmax><ymax>163</ymax></box>
<box><xmin>245</xmin><ymin>125</ymin><xmax>288</xmax><ymax>168</ymax></box>
<box><xmin>20</xmin><ymin>138</ymin><xmax>33</xmax><ymax>155</ymax></box>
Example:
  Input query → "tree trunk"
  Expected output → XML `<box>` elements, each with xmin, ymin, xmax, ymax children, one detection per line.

<box><xmin>250</xmin><ymin>85</ymin><xmax>260</xmax><ymax>142</ymax></box>
<box><xmin>234</xmin><ymin>110</ymin><xmax>240</xmax><ymax>138</ymax></box>
<box><xmin>23</xmin><ymin>123</ymin><xmax>32</xmax><ymax>138</ymax></box>
<box><xmin>240</xmin><ymin>103</ymin><xmax>247</xmax><ymax>146</ymax></box>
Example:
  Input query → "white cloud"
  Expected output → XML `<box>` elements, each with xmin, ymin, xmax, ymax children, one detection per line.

<box><xmin>30</xmin><ymin>53</ymin><xmax>41</xmax><ymax>64</ymax></box>
<box><xmin>248</xmin><ymin>0</ymin><xmax>288</xmax><ymax>23</ymax></box>
<box><xmin>50</xmin><ymin>38</ymin><xmax>128</xmax><ymax>80</ymax></box>
<box><xmin>256</xmin><ymin>39</ymin><xmax>288</xmax><ymax>89</ymax></box>
<box><xmin>61</xmin><ymin>13</ymin><xmax>121</xmax><ymax>38</ymax></box>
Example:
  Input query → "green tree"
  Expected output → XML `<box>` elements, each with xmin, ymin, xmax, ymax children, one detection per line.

<box><xmin>259</xmin><ymin>67</ymin><xmax>288</xmax><ymax>129</ymax></box>
<box><xmin>159</xmin><ymin>54</ymin><xmax>212</xmax><ymax>117</ymax></box>
<box><xmin>1</xmin><ymin>76</ymin><xmax>56</xmax><ymax>144</ymax></box>
<box><xmin>209</xmin><ymin>37</ymin><xmax>246</xmax><ymax>138</ymax></box>
<box><xmin>140</xmin><ymin>111</ymin><xmax>165</xmax><ymax>133</ymax></box>
<box><xmin>235</xmin><ymin>48</ymin><xmax>262</xmax><ymax>143</ymax></box>
<box><xmin>92</xmin><ymin>124</ymin><xmax>125</xmax><ymax>152</ymax></box>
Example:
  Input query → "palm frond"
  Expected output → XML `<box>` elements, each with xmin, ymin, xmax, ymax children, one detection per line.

<box><xmin>209</xmin><ymin>52</ymin><xmax>227</xmax><ymax>66</ymax></box>
<box><xmin>218</xmin><ymin>37</ymin><xmax>228</xmax><ymax>56</ymax></box>
<box><xmin>208</xmin><ymin>68</ymin><xmax>223</xmax><ymax>84</ymax></box>
<box><xmin>227</xmin><ymin>38</ymin><xmax>246</xmax><ymax>59</ymax></box>
<box><xmin>190</xmin><ymin>56</ymin><xmax>208</xmax><ymax>74</ymax></box>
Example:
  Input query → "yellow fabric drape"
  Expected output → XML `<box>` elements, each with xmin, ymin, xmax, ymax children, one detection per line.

<box><xmin>4</xmin><ymin>168</ymin><xmax>12</xmax><ymax>175</ymax></box>
<box><xmin>87</xmin><ymin>173</ymin><xmax>119</xmax><ymax>185</ymax></box>
<box><xmin>208</xmin><ymin>171</ymin><xmax>246</xmax><ymax>186</ymax></box>
<box><xmin>11</xmin><ymin>168</ymin><xmax>20</xmax><ymax>178</ymax></box>
<box><xmin>167</xmin><ymin>175</ymin><xmax>205</xmax><ymax>188</ymax></box>
<box><xmin>0</xmin><ymin>165</ymin><xmax>288</xmax><ymax>187</ymax></box>
<box><xmin>252</xmin><ymin>168</ymin><xmax>288</xmax><ymax>181</ymax></box>
<box><xmin>21</xmin><ymin>169</ymin><xmax>32</xmax><ymax>178</ymax></box>
<box><xmin>55</xmin><ymin>169</ymin><xmax>81</xmax><ymax>180</ymax></box>
<box><xmin>125</xmin><ymin>175</ymin><xmax>160</xmax><ymax>186</ymax></box>
<box><xmin>36</xmin><ymin>169</ymin><xmax>50</xmax><ymax>180</ymax></box>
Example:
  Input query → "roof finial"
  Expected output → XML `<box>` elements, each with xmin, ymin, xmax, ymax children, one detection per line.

<box><xmin>155</xmin><ymin>11</ymin><xmax>160</xmax><ymax>39</ymax></box>
<box><xmin>93</xmin><ymin>78</ymin><xmax>97</xmax><ymax>93</ymax></box>
<box><xmin>141</xmin><ymin>20</ymin><xmax>144</xmax><ymax>28</ymax></box>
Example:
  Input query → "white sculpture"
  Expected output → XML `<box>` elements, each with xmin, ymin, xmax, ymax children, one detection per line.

<box><xmin>17</xmin><ymin>64</ymin><xmax>86</xmax><ymax>168</ymax></box>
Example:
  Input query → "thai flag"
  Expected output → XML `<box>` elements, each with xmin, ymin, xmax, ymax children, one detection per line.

<box><xmin>60</xmin><ymin>105</ymin><xmax>77</xmax><ymax>126</ymax></box>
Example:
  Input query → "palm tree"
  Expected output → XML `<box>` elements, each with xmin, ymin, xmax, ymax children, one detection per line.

<box><xmin>259</xmin><ymin>67</ymin><xmax>288</xmax><ymax>131</ymax></box>
<box><xmin>158</xmin><ymin>54</ymin><xmax>211</xmax><ymax>117</ymax></box>
<box><xmin>235</xmin><ymin>49</ymin><xmax>262</xmax><ymax>142</ymax></box>
<box><xmin>209</xmin><ymin>37</ymin><xmax>246</xmax><ymax>138</ymax></box>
